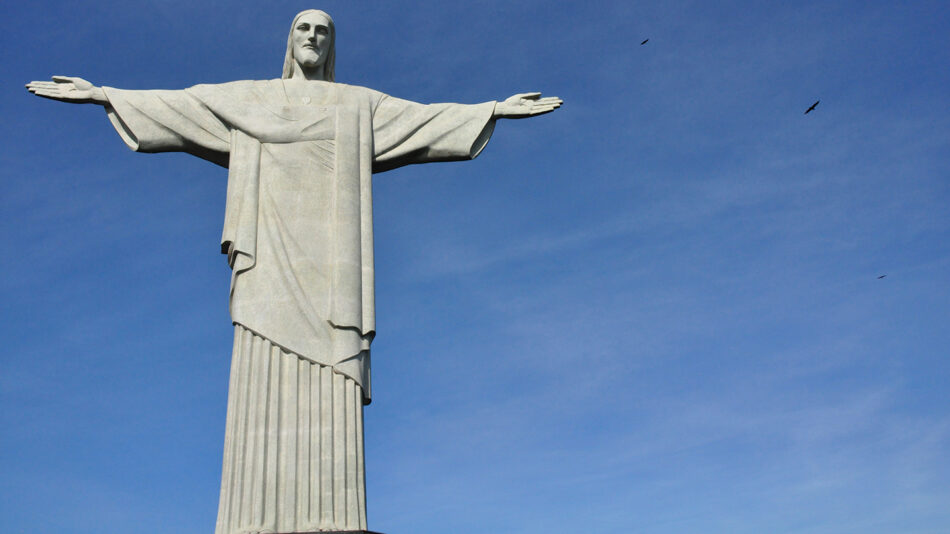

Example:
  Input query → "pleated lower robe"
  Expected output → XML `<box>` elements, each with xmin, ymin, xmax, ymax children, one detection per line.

<box><xmin>215</xmin><ymin>325</ymin><xmax>367</xmax><ymax>534</ymax></box>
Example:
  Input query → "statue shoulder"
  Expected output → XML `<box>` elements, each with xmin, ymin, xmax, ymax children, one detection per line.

<box><xmin>328</xmin><ymin>81</ymin><xmax>387</xmax><ymax>103</ymax></box>
<box><xmin>185</xmin><ymin>79</ymin><xmax>259</xmax><ymax>96</ymax></box>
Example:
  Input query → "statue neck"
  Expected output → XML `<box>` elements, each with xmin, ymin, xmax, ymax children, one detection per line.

<box><xmin>290</xmin><ymin>61</ymin><xmax>327</xmax><ymax>81</ymax></box>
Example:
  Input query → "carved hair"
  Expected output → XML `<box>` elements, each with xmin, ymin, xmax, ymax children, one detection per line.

<box><xmin>281</xmin><ymin>9</ymin><xmax>336</xmax><ymax>81</ymax></box>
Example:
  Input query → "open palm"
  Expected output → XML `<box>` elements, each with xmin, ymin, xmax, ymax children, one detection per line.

<box><xmin>26</xmin><ymin>76</ymin><xmax>106</xmax><ymax>104</ymax></box>
<box><xmin>494</xmin><ymin>92</ymin><xmax>562</xmax><ymax>118</ymax></box>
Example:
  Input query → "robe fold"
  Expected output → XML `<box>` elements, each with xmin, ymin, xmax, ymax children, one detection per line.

<box><xmin>102</xmin><ymin>79</ymin><xmax>496</xmax><ymax>402</ymax></box>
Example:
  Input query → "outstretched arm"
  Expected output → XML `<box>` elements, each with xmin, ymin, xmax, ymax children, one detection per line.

<box><xmin>493</xmin><ymin>92</ymin><xmax>562</xmax><ymax>119</ymax></box>
<box><xmin>27</xmin><ymin>77</ymin><xmax>231</xmax><ymax>167</ymax></box>
<box><xmin>26</xmin><ymin>76</ymin><xmax>108</xmax><ymax>105</ymax></box>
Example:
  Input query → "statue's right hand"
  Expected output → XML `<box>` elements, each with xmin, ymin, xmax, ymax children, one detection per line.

<box><xmin>26</xmin><ymin>76</ymin><xmax>107</xmax><ymax>105</ymax></box>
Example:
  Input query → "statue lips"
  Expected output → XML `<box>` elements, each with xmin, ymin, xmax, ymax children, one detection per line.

<box><xmin>299</xmin><ymin>43</ymin><xmax>322</xmax><ymax>61</ymax></box>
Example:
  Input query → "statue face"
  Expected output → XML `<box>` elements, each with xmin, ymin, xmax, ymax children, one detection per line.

<box><xmin>292</xmin><ymin>11</ymin><xmax>332</xmax><ymax>70</ymax></box>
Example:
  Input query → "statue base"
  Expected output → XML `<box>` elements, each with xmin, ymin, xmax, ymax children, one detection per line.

<box><xmin>274</xmin><ymin>531</ymin><xmax>383</xmax><ymax>534</ymax></box>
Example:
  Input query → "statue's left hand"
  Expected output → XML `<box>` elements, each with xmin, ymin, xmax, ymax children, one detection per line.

<box><xmin>494</xmin><ymin>92</ymin><xmax>562</xmax><ymax>119</ymax></box>
<box><xmin>26</xmin><ymin>76</ymin><xmax>108</xmax><ymax>105</ymax></box>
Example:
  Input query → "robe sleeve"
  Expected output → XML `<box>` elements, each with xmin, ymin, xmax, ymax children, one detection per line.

<box><xmin>101</xmin><ymin>86</ymin><xmax>231</xmax><ymax>168</ymax></box>
<box><xmin>371</xmin><ymin>94</ymin><xmax>497</xmax><ymax>173</ymax></box>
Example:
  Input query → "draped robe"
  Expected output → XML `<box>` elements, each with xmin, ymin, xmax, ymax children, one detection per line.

<box><xmin>102</xmin><ymin>79</ymin><xmax>497</xmax><ymax>403</ymax></box>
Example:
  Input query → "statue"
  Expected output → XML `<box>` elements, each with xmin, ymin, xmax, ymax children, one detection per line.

<box><xmin>26</xmin><ymin>9</ymin><xmax>561</xmax><ymax>534</ymax></box>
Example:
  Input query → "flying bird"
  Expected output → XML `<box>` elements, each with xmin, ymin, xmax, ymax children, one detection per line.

<box><xmin>640</xmin><ymin>39</ymin><xmax>649</xmax><ymax>45</ymax></box>
<box><xmin>877</xmin><ymin>275</ymin><xmax>887</xmax><ymax>279</ymax></box>
<box><xmin>804</xmin><ymin>100</ymin><xmax>820</xmax><ymax>114</ymax></box>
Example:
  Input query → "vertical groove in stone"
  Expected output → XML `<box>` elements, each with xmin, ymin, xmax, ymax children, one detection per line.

<box><xmin>276</xmin><ymin>346</ymin><xmax>295</xmax><ymax>532</ymax></box>
<box><xmin>225</xmin><ymin>329</ymin><xmax>243</xmax><ymax>534</ymax></box>
<box><xmin>320</xmin><ymin>364</ymin><xmax>333</xmax><ymax>529</ymax></box>
<box><xmin>249</xmin><ymin>333</ymin><xmax>270</xmax><ymax>527</ymax></box>
<box><xmin>240</xmin><ymin>333</ymin><xmax>260</xmax><ymax>528</ymax></box>
<box><xmin>234</xmin><ymin>335</ymin><xmax>250</xmax><ymax>531</ymax></box>
<box><xmin>309</xmin><ymin>362</ymin><xmax>321</xmax><ymax>526</ymax></box>
<box><xmin>215</xmin><ymin>325</ymin><xmax>367</xmax><ymax>534</ymax></box>
<box><xmin>263</xmin><ymin>342</ymin><xmax>279</xmax><ymax>529</ymax></box>
<box><xmin>236</xmin><ymin>330</ymin><xmax>254</xmax><ymax>533</ymax></box>
<box><xmin>356</xmin><ymin>377</ymin><xmax>367</xmax><ymax>530</ymax></box>
<box><xmin>296</xmin><ymin>358</ymin><xmax>310</xmax><ymax>527</ymax></box>
<box><xmin>345</xmin><ymin>380</ymin><xmax>357</xmax><ymax>528</ymax></box>
<box><xmin>332</xmin><ymin>371</ymin><xmax>346</xmax><ymax>524</ymax></box>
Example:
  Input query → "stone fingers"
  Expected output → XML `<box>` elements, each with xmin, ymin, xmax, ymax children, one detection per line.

<box><xmin>26</xmin><ymin>86</ymin><xmax>63</xmax><ymax>95</ymax></box>
<box><xmin>26</xmin><ymin>82</ymin><xmax>71</xmax><ymax>96</ymax></box>
<box><xmin>534</xmin><ymin>97</ymin><xmax>562</xmax><ymax>106</ymax></box>
<box><xmin>28</xmin><ymin>90</ymin><xmax>66</xmax><ymax>101</ymax></box>
<box><xmin>26</xmin><ymin>81</ymin><xmax>62</xmax><ymax>90</ymax></box>
<box><xmin>529</xmin><ymin>105</ymin><xmax>557</xmax><ymax>115</ymax></box>
<box><xmin>528</xmin><ymin>97</ymin><xmax>562</xmax><ymax>115</ymax></box>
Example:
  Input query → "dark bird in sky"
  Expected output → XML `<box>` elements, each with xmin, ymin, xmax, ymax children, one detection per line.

<box><xmin>877</xmin><ymin>275</ymin><xmax>887</xmax><ymax>279</ymax></box>
<box><xmin>640</xmin><ymin>39</ymin><xmax>649</xmax><ymax>45</ymax></box>
<box><xmin>805</xmin><ymin>100</ymin><xmax>820</xmax><ymax>114</ymax></box>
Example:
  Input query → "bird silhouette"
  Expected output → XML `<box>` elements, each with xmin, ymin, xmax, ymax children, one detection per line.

<box><xmin>805</xmin><ymin>100</ymin><xmax>820</xmax><ymax>114</ymax></box>
<box><xmin>640</xmin><ymin>39</ymin><xmax>649</xmax><ymax>45</ymax></box>
<box><xmin>877</xmin><ymin>275</ymin><xmax>887</xmax><ymax>279</ymax></box>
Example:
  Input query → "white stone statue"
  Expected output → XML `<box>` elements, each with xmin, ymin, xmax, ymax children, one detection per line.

<box><xmin>27</xmin><ymin>9</ymin><xmax>561</xmax><ymax>534</ymax></box>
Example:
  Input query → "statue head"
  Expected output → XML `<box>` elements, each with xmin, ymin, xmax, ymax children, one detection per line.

<box><xmin>282</xmin><ymin>9</ymin><xmax>335</xmax><ymax>81</ymax></box>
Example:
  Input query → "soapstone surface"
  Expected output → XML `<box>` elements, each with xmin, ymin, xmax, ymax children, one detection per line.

<box><xmin>25</xmin><ymin>8</ymin><xmax>561</xmax><ymax>534</ymax></box>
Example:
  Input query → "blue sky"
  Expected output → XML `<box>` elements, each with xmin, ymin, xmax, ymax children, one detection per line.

<box><xmin>2</xmin><ymin>1</ymin><xmax>949</xmax><ymax>533</ymax></box>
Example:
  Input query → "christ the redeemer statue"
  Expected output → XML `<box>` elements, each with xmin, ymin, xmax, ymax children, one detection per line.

<box><xmin>27</xmin><ymin>9</ymin><xmax>561</xmax><ymax>534</ymax></box>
